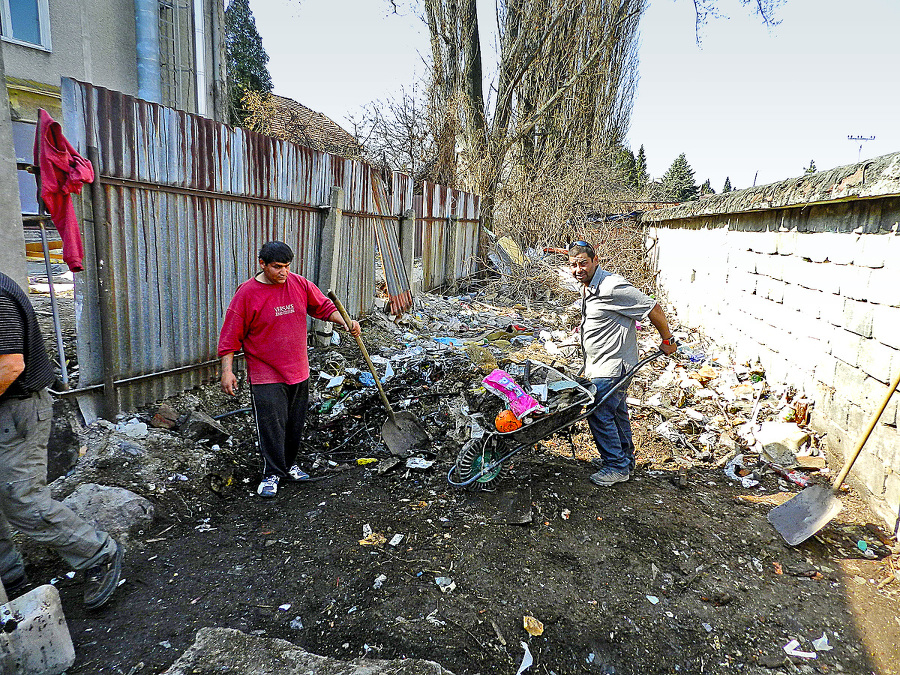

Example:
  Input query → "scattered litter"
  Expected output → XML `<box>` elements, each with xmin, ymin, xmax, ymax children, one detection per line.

<box><xmin>783</xmin><ymin>639</ymin><xmax>816</xmax><ymax>659</ymax></box>
<box><xmin>158</xmin><ymin>640</ymin><xmax>172</xmax><ymax>649</ymax></box>
<box><xmin>388</xmin><ymin>534</ymin><xmax>404</xmax><ymax>547</ymax></box>
<box><xmin>516</xmin><ymin>641</ymin><xmax>534</xmax><ymax>675</ymax></box>
<box><xmin>435</xmin><ymin>576</ymin><xmax>456</xmax><ymax>593</ymax></box>
<box><xmin>373</xmin><ymin>574</ymin><xmax>387</xmax><ymax>590</ymax></box>
<box><xmin>811</xmin><ymin>633</ymin><xmax>833</xmax><ymax>652</ymax></box>
<box><xmin>561</xmin><ymin>508</ymin><xmax>571</xmax><ymax>520</ymax></box>
<box><xmin>278</xmin><ymin>604</ymin><xmax>291</xmax><ymax>611</ymax></box>
<box><xmin>724</xmin><ymin>454</ymin><xmax>760</xmax><ymax>488</ymax></box>
<box><xmin>523</xmin><ymin>615</ymin><xmax>544</xmax><ymax>636</ymax></box>
<box><xmin>290</xmin><ymin>616</ymin><xmax>304</xmax><ymax>630</ymax></box>
<box><xmin>646</xmin><ymin>595</ymin><xmax>660</xmax><ymax>605</ymax></box>
<box><xmin>702</xmin><ymin>623</ymin><xmax>713</xmax><ymax>633</ymax></box>
<box><xmin>406</xmin><ymin>457</ymin><xmax>435</xmax><ymax>470</ymax></box>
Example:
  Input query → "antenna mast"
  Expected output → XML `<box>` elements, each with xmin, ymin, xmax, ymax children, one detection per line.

<box><xmin>847</xmin><ymin>135</ymin><xmax>875</xmax><ymax>162</ymax></box>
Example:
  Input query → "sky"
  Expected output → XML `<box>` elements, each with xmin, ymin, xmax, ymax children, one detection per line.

<box><xmin>250</xmin><ymin>0</ymin><xmax>900</xmax><ymax>192</ymax></box>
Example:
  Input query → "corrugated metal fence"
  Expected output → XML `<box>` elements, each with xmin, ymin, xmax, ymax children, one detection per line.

<box><xmin>60</xmin><ymin>79</ymin><xmax>479</xmax><ymax>416</ymax></box>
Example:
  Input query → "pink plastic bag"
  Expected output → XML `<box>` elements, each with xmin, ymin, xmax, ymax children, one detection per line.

<box><xmin>482</xmin><ymin>369</ymin><xmax>543</xmax><ymax>420</ymax></box>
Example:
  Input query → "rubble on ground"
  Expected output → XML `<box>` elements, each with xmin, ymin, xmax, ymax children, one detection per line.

<box><xmin>161</xmin><ymin>627</ymin><xmax>455</xmax><ymax>675</ymax></box>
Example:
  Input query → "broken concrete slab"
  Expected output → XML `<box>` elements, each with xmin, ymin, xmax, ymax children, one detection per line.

<box><xmin>755</xmin><ymin>422</ymin><xmax>810</xmax><ymax>466</ymax></box>
<box><xmin>179</xmin><ymin>409</ymin><xmax>229</xmax><ymax>445</ymax></box>
<box><xmin>62</xmin><ymin>484</ymin><xmax>154</xmax><ymax>544</ymax></box>
<box><xmin>161</xmin><ymin>627</ymin><xmax>455</xmax><ymax>675</ymax></box>
<box><xmin>151</xmin><ymin>403</ymin><xmax>180</xmax><ymax>429</ymax></box>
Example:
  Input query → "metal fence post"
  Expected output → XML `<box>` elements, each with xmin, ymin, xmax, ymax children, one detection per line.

<box><xmin>314</xmin><ymin>186</ymin><xmax>344</xmax><ymax>346</ymax></box>
<box><xmin>445</xmin><ymin>213</ymin><xmax>459</xmax><ymax>288</ymax></box>
<box><xmin>87</xmin><ymin>146</ymin><xmax>119</xmax><ymax>419</ymax></box>
<box><xmin>398</xmin><ymin>208</ymin><xmax>416</xmax><ymax>294</ymax></box>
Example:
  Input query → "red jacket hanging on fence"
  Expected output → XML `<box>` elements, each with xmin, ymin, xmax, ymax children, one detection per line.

<box><xmin>33</xmin><ymin>108</ymin><xmax>94</xmax><ymax>273</ymax></box>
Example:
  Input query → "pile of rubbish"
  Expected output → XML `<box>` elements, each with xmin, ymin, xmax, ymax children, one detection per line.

<box><xmin>304</xmin><ymin>284</ymin><xmax>841</xmax><ymax>498</ymax></box>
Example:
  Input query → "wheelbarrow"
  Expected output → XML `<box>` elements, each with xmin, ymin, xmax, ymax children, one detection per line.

<box><xmin>448</xmin><ymin>351</ymin><xmax>664</xmax><ymax>490</ymax></box>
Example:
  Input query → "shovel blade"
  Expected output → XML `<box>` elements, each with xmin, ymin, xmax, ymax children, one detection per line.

<box><xmin>382</xmin><ymin>411</ymin><xmax>430</xmax><ymax>457</ymax></box>
<box><xmin>768</xmin><ymin>485</ymin><xmax>843</xmax><ymax>546</ymax></box>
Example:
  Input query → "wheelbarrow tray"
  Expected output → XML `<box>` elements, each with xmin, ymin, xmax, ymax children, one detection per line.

<box><xmin>449</xmin><ymin>352</ymin><xmax>664</xmax><ymax>489</ymax></box>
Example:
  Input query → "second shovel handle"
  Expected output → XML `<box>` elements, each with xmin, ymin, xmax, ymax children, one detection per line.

<box><xmin>833</xmin><ymin>364</ymin><xmax>900</xmax><ymax>490</ymax></box>
<box><xmin>327</xmin><ymin>290</ymin><xmax>396</xmax><ymax>423</ymax></box>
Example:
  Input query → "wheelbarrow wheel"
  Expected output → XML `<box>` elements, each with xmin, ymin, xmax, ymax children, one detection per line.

<box><xmin>455</xmin><ymin>437</ymin><xmax>506</xmax><ymax>491</ymax></box>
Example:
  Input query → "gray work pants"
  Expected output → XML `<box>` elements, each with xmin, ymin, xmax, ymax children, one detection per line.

<box><xmin>0</xmin><ymin>389</ymin><xmax>114</xmax><ymax>585</ymax></box>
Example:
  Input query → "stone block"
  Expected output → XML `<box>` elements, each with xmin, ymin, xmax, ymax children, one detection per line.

<box><xmin>830</xmin><ymin>329</ymin><xmax>864</xmax><ymax>367</ymax></box>
<box><xmin>757</xmin><ymin>253</ymin><xmax>785</xmax><ymax>280</ymax></box>
<box><xmin>814</xmin><ymin>352</ymin><xmax>838</xmax><ymax>388</ymax></box>
<box><xmin>823</xmin><ymin>233</ymin><xmax>859</xmax><ymax>265</ymax></box>
<box><xmin>866</xmin><ymin>265</ymin><xmax>900</xmax><ymax>307</ymax></box>
<box><xmin>796</xmin><ymin>261</ymin><xmax>841</xmax><ymax>295</ymax></box>
<box><xmin>819</xmin><ymin>292</ymin><xmax>845</xmax><ymax>326</ymax></box>
<box><xmin>837</xmin><ymin>265</ymin><xmax>873</xmax><ymax>301</ymax></box>
<box><xmin>842</xmin><ymin>299</ymin><xmax>874</xmax><ymax>337</ymax></box>
<box><xmin>872</xmin><ymin>305</ymin><xmax>900</xmax><ymax>350</ymax></box>
<box><xmin>769</xmin><ymin>278</ymin><xmax>786</xmax><ymax>304</ymax></box>
<box><xmin>62</xmin><ymin>484</ymin><xmax>154</xmax><ymax>544</ymax></box>
<box><xmin>833</xmin><ymin>360</ymin><xmax>867</xmax><ymax>401</ymax></box>
<box><xmin>872</xmin><ymin>425</ymin><xmax>900</xmax><ymax>468</ymax></box>
<box><xmin>179</xmin><ymin>409</ymin><xmax>230</xmax><ymax>445</ymax></box>
<box><xmin>748</xmin><ymin>232</ymin><xmax>778</xmax><ymax>254</ymax></box>
<box><xmin>776</xmin><ymin>230</ymin><xmax>797</xmax><ymax>256</ymax></box>
<box><xmin>858</xmin><ymin>339</ymin><xmax>897</xmax><ymax>383</ymax></box>
<box><xmin>852</xmin><ymin>451</ymin><xmax>887</xmax><ymax>497</ymax></box>
<box><xmin>885</xmin><ymin>473</ymin><xmax>900</xmax><ymax>515</ymax></box>
<box><xmin>794</xmin><ymin>234</ymin><xmax>829</xmax><ymax>262</ymax></box>
<box><xmin>854</xmin><ymin>234</ymin><xmax>887</xmax><ymax>268</ymax></box>
<box><xmin>782</xmin><ymin>284</ymin><xmax>819</xmax><ymax>318</ymax></box>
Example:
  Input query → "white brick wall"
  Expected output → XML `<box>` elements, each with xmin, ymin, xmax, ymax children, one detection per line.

<box><xmin>653</xmin><ymin>224</ymin><xmax>900</xmax><ymax>531</ymax></box>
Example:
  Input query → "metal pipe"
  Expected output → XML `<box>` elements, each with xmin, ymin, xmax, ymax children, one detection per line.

<box><xmin>134</xmin><ymin>0</ymin><xmax>162</xmax><ymax>103</ymax></box>
<box><xmin>38</xmin><ymin>221</ymin><xmax>68</xmax><ymax>387</ymax></box>
<box><xmin>50</xmin><ymin>355</ymin><xmax>243</xmax><ymax>397</ymax></box>
<box><xmin>87</xmin><ymin>146</ymin><xmax>119</xmax><ymax>418</ymax></box>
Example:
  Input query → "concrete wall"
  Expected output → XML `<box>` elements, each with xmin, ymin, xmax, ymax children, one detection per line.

<box><xmin>0</xmin><ymin>46</ymin><xmax>26</xmax><ymax>287</ymax></box>
<box><xmin>644</xmin><ymin>152</ymin><xmax>900</xmax><ymax>533</ymax></box>
<box><xmin>3</xmin><ymin>0</ymin><xmax>138</xmax><ymax>120</ymax></box>
<box><xmin>3</xmin><ymin>0</ymin><xmax>225</xmax><ymax>122</ymax></box>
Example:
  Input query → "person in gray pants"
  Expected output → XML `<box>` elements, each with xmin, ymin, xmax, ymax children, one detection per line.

<box><xmin>0</xmin><ymin>271</ymin><xmax>122</xmax><ymax>608</ymax></box>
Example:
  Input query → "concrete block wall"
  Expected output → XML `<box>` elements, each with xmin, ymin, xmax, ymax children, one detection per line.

<box><xmin>648</xmin><ymin>217</ymin><xmax>900</xmax><ymax>533</ymax></box>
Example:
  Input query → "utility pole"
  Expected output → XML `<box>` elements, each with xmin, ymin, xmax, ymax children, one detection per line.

<box><xmin>848</xmin><ymin>135</ymin><xmax>875</xmax><ymax>162</ymax></box>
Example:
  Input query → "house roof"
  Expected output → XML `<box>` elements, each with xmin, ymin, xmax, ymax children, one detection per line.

<box><xmin>249</xmin><ymin>93</ymin><xmax>362</xmax><ymax>157</ymax></box>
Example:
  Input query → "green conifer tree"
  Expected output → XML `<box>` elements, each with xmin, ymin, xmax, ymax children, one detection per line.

<box><xmin>662</xmin><ymin>153</ymin><xmax>698</xmax><ymax>202</ymax></box>
<box><xmin>225</xmin><ymin>0</ymin><xmax>273</xmax><ymax>126</ymax></box>
<box><xmin>635</xmin><ymin>145</ymin><xmax>649</xmax><ymax>187</ymax></box>
<box><xmin>805</xmin><ymin>159</ymin><xmax>817</xmax><ymax>174</ymax></box>
<box><xmin>722</xmin><ymin>176</ymin><xmax>732</xmax><ymax>193</ymax></box>
<box><xmin>700</xmin><ymin>179</ymin><xmax>715</xmax><ymax>195</ymax></box>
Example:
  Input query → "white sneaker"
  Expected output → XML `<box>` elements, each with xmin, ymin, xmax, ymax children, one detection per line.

<box><xmin>257</xmin><ymin>475</ymin><xmax>279</xmax><ymax>497</ymax></box>
<box><xmin>287</xmin><ymin>465</ymin><xmax>309</xmax><ymax>481</ymax></box>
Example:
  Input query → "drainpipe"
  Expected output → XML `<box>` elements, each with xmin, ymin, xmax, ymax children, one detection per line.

<box><xmin>134</xmin><ymin>0</ymin><xmax>161</xmax><ymax>103</ymax></box>
<box><xmin>193</xmin><ymin>0</ymin><xmax>207</xmax><ymax>116</ymax></box>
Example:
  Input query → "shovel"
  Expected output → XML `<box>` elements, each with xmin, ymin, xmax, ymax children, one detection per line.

<box><xmin>327</xmin><ymin>291</ymin><xmax>429</xmax><ymax>457</ymax></box>
<box><xmin>768</xmin><ymin>365</ymin><xmax>900</xmax><ymax>546</ymax></box>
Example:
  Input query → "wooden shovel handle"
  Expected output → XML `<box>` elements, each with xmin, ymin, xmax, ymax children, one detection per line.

<box><xmin>327</xmin><ymin>291</ymin><xmax>396</xmax><ymax>423</ymax></box>
<box><xmin>833</xmin><ymin>365</ymin><xmax>900</xmax><ymax>490</ymax></box>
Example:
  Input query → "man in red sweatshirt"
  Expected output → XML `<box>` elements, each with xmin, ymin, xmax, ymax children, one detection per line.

<box><xmin>218</xmin><ymin>241</ymin><xmax>361</xmax><ymax>498</ymax></box>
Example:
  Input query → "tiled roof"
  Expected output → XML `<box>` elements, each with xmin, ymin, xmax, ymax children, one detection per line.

<box><xmin>250</xmin><ymin>94</ymin><xmax>362</xmax><ymax>157</ymax></box>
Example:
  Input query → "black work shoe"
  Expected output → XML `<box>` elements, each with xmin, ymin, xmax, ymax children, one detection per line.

<box><xmin>83</xmin><ymin>542</ymin><xmax>123</xmax><ymax>609</ymax></box>
<box><xmin>2</xmin><ymin>572</ymin><xmax>29</xmax><ymax>600</ymax></box>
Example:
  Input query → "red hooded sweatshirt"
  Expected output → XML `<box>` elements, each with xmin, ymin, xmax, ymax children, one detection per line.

<box><xmin>33</xmin><ymin>108</ymin><xmax>94</xmax><ymax>273</ymax></box>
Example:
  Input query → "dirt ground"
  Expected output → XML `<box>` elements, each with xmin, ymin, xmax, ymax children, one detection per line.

<box><xmin>20</xmin><ymin>290</ymin><xmax>900</xmax><ymax>675</ymax></box>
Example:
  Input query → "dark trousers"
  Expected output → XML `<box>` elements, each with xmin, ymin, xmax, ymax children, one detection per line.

<box><xmin>587</xmin><ymin>367</ymin><xmax>636</xmax><ymax>473</ymax></box>
<box><xmin>250</xmin><ymin>380</ymin><xmax>309</xmax><ymax>478</ymax></box>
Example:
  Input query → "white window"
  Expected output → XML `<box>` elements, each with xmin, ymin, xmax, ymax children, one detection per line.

<box><xmin>0</xmin><ymin>0</ymin><xmax>51</xmax><ymax>50</ymax></box>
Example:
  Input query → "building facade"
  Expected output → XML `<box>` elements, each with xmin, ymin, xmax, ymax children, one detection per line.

<box><xmin>0</xmin><ymin>0</ymin><xmax>227</xmax><ymax>284</ymax></box>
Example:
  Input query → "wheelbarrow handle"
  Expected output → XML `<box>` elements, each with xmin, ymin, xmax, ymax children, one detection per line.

<box><xmin>327</xmin><ymin>290</ymin><xmax>397</xmax><ymax>423</ymax></box>
<box><xmin>590</xmin><ymin>350</ymin><xmax>665</xmax><ymax>413</ymax></box>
